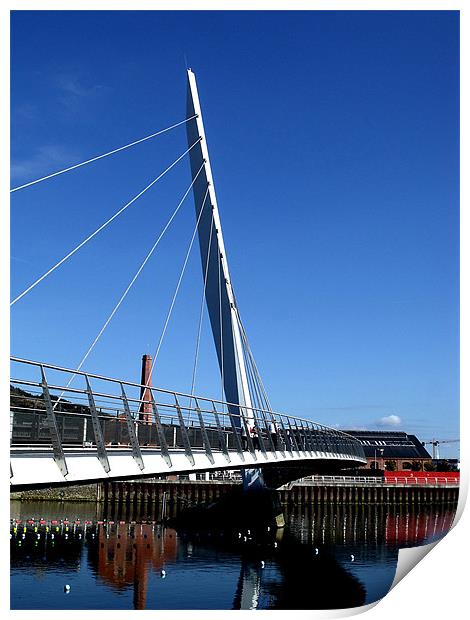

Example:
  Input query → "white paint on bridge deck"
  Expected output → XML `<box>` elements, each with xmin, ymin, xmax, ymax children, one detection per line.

<box><xmin>10</xmin><ymin>447</ymin><xmax>366</xmax><ymax>489</ymax></box>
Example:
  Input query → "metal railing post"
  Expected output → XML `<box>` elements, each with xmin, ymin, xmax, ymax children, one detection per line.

<box><xmin>273</xmin><ymin>415</ymin><xmax>286</xmax><ymax>458</ymax></box>
<box><xmin>120</xmin><ymin>383</ymin><xmax>144</xmax><ymax>471</ymax></box>
<box><xmin>278</xmin><ymin>416</ymin><xmax>293</xmax><ymax>456</ymax></box>
<box><xmin>149</xmin><ymin>390</ymin><xmax>172</xmax><ymax>468</ymax></box>
<box><xmin>211</xmin><ymin>401</ymin><xmax>233</xmax><ymax>462</ymax></box>
<box><xmin>260</xmin><ymin>410</ymin><xmax>278</xmax><ymax>458</ymax></box>
<box><xmin>299</xmin><ymin>420</ymin><xmax>313</xmax><ymax>456</ymax></box>
<box><xmin>241</xmin><ymin>408</ymin><xmax>257</xmax><ymax>459</ymax></box>
<box><xmin>174</xmin><ymin>395</ymin><xmax>195</xmax><ymax>466</ymax></box>
<box><xmin>85</xmin><ymin>376</ymin><xmax>110</xmax><ymax>474</ymax></box>
<box><xmin>320</xmin><ymin>429</ymin><xmax>330</xmax><ymax>455</ymax></box>
<box><xmin>285</xmin><ymin>417</ymin><xmax>301</xmax><ymax>456</ymax></box>
<box><xmin>193</xmin><ymin>399</ymin><xmax>215</xmax><ymax>465</ymax></box>
<box><xmin>40</xmin><ymin>366</ymin><xmax>68</xmax><ymax>477</ymax></box>
<box><xmin>253</xmin><ymin>410</ymin><xmax>268</xmax><ymax>459</ymax></box>
<box><xmin>292</xmin><ymin>419</ymin><xmax>307</xmax><ymax>456</ymax></box>
<box><xmin>308</xmin><ymin>423</ymin><xmax>319</xmax><ymax>455</ymax></box>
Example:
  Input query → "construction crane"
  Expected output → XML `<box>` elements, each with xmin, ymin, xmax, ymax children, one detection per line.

<box><xmin>421</xmin><ymin>439</ymin><xmax>460</xmax><ymax>460</ymax></box>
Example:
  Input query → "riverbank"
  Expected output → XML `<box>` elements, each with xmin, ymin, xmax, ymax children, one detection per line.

<box><xmin>10</xmin><ymin>478</ymin><xmax>459</xmax><ymax>506</ymax></box>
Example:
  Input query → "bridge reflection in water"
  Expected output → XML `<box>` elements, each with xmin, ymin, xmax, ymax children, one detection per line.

<box><xmin>10</xmin><ymin>501</ymin><xmax>456</xmax><ymax>610</ymax></box>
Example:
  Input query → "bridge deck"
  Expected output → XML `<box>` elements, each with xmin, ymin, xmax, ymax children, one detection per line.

<box><xmin>10</xmin><ymin>446</ymin><xmax>365</xmax><ymax>489</ymax></box>
<box><xmin>10</xmin><ymin>358</ymin><xmax>366</xmax><ymax>489</ymax></box>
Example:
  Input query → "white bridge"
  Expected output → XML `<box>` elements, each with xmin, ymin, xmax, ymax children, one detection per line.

<box><xmin>10</xmin><ymin>357</ymin><xmax>365</xmax><ymax>490</ymax></box>
<box><xmin>10</xmin><ymin>70</ymin><xmax>366</xmax><ymax>491</ymax></box>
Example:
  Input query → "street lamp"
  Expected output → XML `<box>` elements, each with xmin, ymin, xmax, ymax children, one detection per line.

<box><xmin>378</xmin><ymin>448</ymin><xmax>384</xmax><ymax>470</ymax></box>
<box><xmin>373</xmin><ymin>447</ymin><xmax>385</xmax><ymax>470</ymax></box>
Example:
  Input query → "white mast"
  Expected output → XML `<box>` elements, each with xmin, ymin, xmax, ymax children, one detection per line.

<box><xmin>185</xmin><ymin>69</ymin><xmax>253</xmax><ymax>420</ymax></box>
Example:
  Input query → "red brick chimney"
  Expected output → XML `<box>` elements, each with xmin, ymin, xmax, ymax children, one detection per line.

<box><xmin>139</xmin><ymin>354</ymin><xmax>153</xmax><ymax>424</ymax></box>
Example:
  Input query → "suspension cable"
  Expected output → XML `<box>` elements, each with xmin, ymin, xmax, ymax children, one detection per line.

<box><xmin>242</xmin><ymin>341</ymin><xmax>262</xmax><ymax>411</ymax></box>
<box><xmin>10</xmin><ymin>138</ymin><xmax>202</xmax><ymax>306</ymax></box>
<box><xmin>245</xmin><ymin>331</ymin><xmax>273</xmax><ymax>413</ymax></box>
<box><xmin>218</xmin><ymin>243</ymin><xmax>225</xmax><ymax>409</ymax></box>
<box><xmin>238</xmin><ymin>316</ymin><xmax>264</xmax><ymax>412</ymax></box>
<box><xmin>236</xmin><ymin>308</ymin><xmax>274</xmax><ymax>414</ymax></box>
<box><xmin>242</xmin><ymin>333</ymin><xmax>268</xmax><ymax>412</ymax></box>
<box><xmin>189</xmin><ymin>215</ymin><xmax>214</xmax><ymax>409</ymax></box>
<box><xmin>247</xmin><ymin>338</ymin><xmax>273</xmax><ymax>412</ymax></box>
<box><xmin>52</xmin><ymin>163</ymin><xmax>206</xmax><ymax>409</ymax></box>
<box><xmin>243</xmin><ymin>337</ymin><xmax>272</xmax><ymax>433</ymax></box>
<box><xmin>10</xmin><ymin>115</ymin><xmax>198</xmax><ymax>193</ymax></box>
<box><xmin>243</xmin><ymin>342</ymin><xmax>275</xmax><ymax>444</ymax></box>
<box><xmin>232</xmin><ymin>286</ymin><xmax>273</xmax><ymax>410</ymax></box>
<box><xmin>149</xmin><ymin>185</ymin><xmax>210</xmax><ymax>377</ymax></box>
<box><xmin>237</xmin><ymin>318</ymin><xmax>276</xmax><ymax>447</ymax></box>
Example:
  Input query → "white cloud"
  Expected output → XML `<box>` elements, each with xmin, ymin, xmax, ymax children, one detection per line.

<box><xmin>377</xmin><ymin>414</ymin><xmax>402</xmax><ymax>427</ymax></box>
<box><xmin>11</xmin><ymin>144</ymin><xmax>80</xmax><ymax>183</ymax></box>
<box><xmin>56</xmin><ymin>75</ymin><xmax>106</xmax><ymax>99</ymax></box>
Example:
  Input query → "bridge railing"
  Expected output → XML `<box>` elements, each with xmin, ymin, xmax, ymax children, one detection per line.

<box><xmin>297</xmin><ymin>475</ymin><xmax>460</xmax><ymax>488</ymax></box>
<box><xmin>10</xmin><ymin>357</ymin><xmax>366</xmax><ymax>473</ymax></box>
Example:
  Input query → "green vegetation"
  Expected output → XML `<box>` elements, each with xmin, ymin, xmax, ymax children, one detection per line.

<box><xmin>10</xmin><ymin>384</ymin><xmax>89</xmax><ymax>414</ymax></box>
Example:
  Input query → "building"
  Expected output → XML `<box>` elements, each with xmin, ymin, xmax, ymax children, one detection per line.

<box><xmin>341</xmin><ymin>430</ymin><xmax>432</xmax><ymax>471</ymax></box>
<box><xmin>138</xmin><ymin>354</ymin><xmax>153</xmax><ymax>424</ymax></box>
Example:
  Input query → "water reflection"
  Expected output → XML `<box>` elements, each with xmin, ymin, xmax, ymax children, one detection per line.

<box><xmin>284</xmin><ymin>503</ymin><xmax>456</xmax><ymax>548</ymax></box>
<box><xmin>10</xmin><ymin>501</ymin><xmax>456</xmax><ymax>610</ymax></box>
<box><xmin>231</xmin><ymin>530</ymin><xmax>367</xmax><ymax>609</ymax></box>
<box><xmin>88</xmin><ymin>523</ymin><xmax>177</xmax><ymax>609</ymax></box>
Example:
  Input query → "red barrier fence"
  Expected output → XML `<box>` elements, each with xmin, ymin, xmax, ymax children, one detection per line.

<box><xmin>384</xmin><ymin>471</ymin><xmax>459</xmax><ymax>486</ymax></box>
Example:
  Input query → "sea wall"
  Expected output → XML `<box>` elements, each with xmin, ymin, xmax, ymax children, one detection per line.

<box><xmin>10</xmin><ymin>483</ymin><xmax>102</xmax><ymax>502</ymax></box>
<box><xmin>10</xmin><ymin>479</ymin><xmax>459</xmax><ymax>506</ymax></box>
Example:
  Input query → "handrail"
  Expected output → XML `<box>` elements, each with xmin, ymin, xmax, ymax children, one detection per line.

<box><xmin>297</xmin><ymin>475</ymin><xmax>459</xmax><ymax>487</ymax></box>
<box><xmin>10</xmin><ymin>356</ymin><xmax>358</xmax><ymax>440</ymax></box>
<box><xmin>10</xmin><ymin>357</ymin><xmax>367</xmax><ymax>479</ymax></box>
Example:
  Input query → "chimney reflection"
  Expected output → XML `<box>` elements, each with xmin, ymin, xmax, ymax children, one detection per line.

<box><xmin>95</xmin><ymin>524</ymin><xmax>177</xmax><ymax>610</ymax></box>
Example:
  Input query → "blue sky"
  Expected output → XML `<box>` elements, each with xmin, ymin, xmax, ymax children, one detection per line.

<box><xmin>10</xmin><ymin>10</ymin><xmax>459</xmax><ymax>454</ymax></box>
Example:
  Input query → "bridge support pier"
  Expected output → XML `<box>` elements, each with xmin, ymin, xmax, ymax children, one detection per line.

<box><xmin>168</xmin><ymin>484</ymin><xmax>285</xmax><ymax>532</ymax></box>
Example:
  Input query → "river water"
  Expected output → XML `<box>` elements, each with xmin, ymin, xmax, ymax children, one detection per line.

<box><xmin>10</xmin><ymin>499</ymin><xmax>456</xmax><ymax>610</ymax></box>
